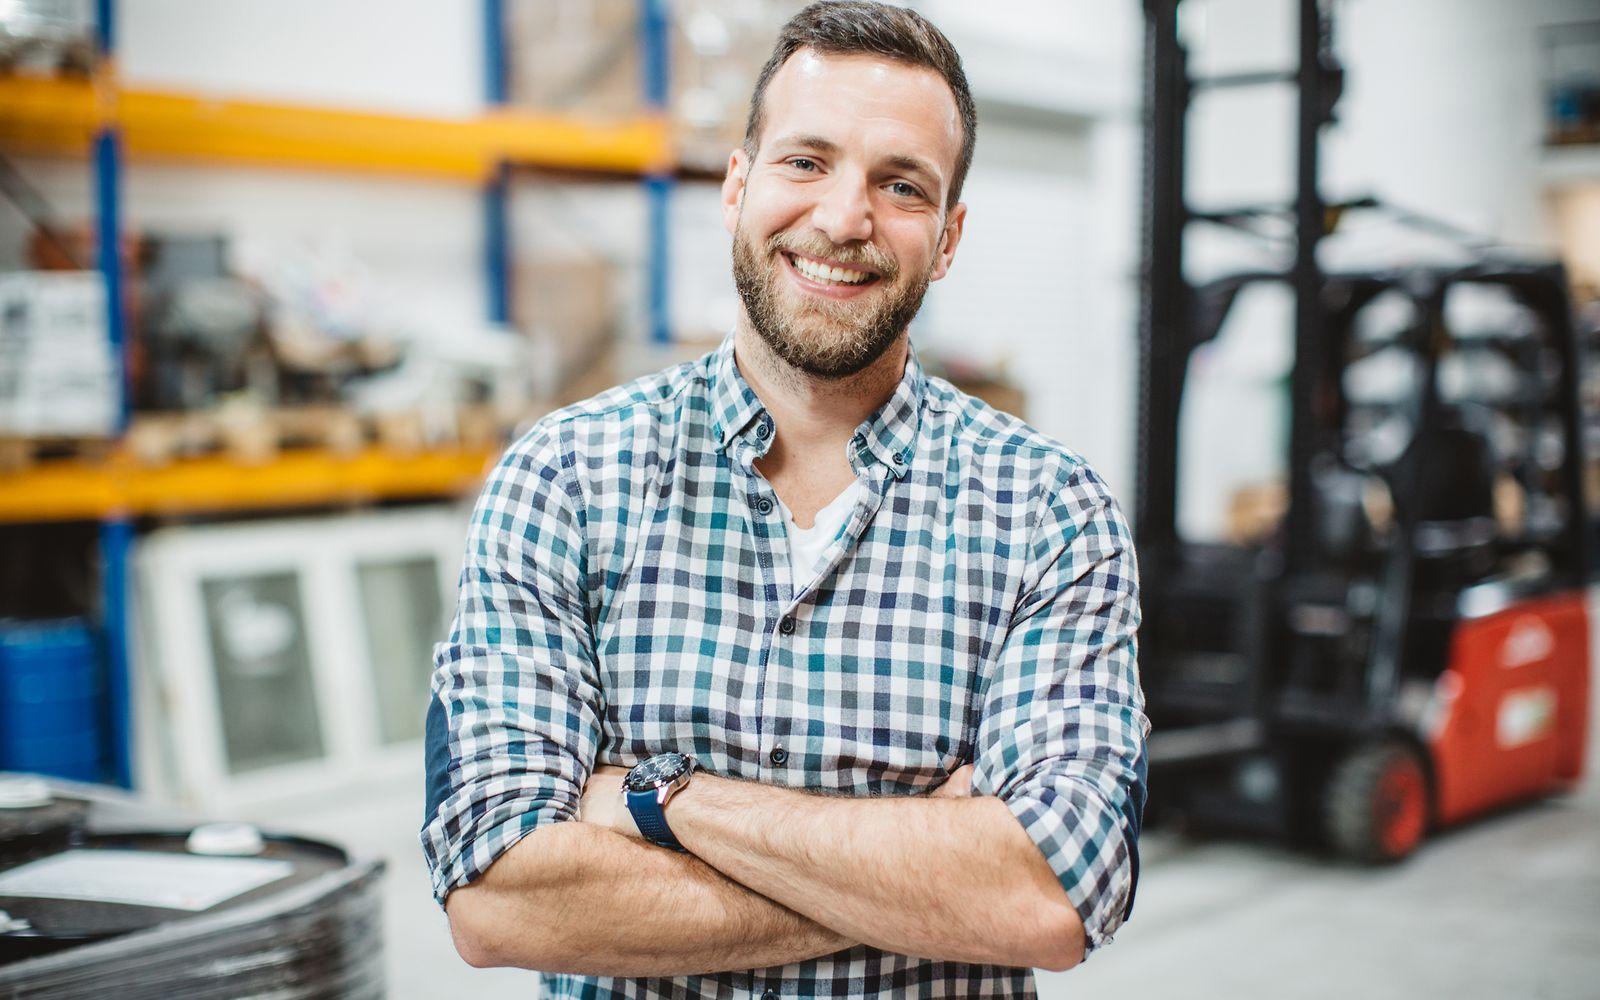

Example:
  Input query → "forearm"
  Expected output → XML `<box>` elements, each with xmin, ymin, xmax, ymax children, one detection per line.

<box><xmin>446</xmin><ymin>818</ymin><xmax>854</xmax><ymax>976</ymax></box>
<box><xmin>668</xmin><ymin>776</ymin><xmax>1084</xmax><ymax>971</ymax></box>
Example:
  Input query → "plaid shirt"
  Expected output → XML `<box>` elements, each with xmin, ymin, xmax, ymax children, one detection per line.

<box><xmin>423</xmin><ymin>334</ymin><xmax>1149</xmax><ymax>999</ymax></box>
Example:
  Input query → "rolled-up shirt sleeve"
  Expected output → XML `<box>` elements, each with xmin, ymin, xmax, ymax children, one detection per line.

<box><xmin>421</xmin><ymin>423</ymin><xmax>602</xmax><ymax>905</ymax></box>
<box><xmin>972</xmin><ymin>460</ymin><xmax>1150</xmax><ymax>957</ymax></box>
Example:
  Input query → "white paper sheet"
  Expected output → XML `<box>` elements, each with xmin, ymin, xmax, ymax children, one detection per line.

<box><xmin>0</xmin><ymin>849</ymin><xmax>294</xmax><ymax>911</ymax></box>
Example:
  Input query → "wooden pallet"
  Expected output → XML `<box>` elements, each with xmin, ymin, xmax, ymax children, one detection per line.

<box><xmin>0</xmin><ymin>435</ymin><xmax>115</xmax><ymax>472</ymax></box>
<box><xmin>0</xmin><ymin>404</ymin><xmax>512</xmax><ymax>472</ymax></box>
<box><xmin>124</xmin><ymin>406</ymin><xmax>368</xmax><ymax>465</ymax></box>
<box><xmin>130</xmin><ymin>404</ymin><xmax>512</xmax><ymax>466</ymax></box>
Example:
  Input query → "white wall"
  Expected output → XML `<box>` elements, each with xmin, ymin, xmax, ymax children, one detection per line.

<box><xmin>917</xmin><ymin>0</ymin><xmax>1145</xmax><ymax>496</ymax></box>
<box><xmin>119</xmin><ymin>0</ymin><xmax>483</xmax><ymax>117</ymax></box>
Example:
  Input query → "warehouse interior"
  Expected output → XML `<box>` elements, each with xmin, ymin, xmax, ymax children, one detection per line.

<box><xmin>0</xmin><ymin>0</ymin><xmax>1597</xmax><ymax>997</ymax></box>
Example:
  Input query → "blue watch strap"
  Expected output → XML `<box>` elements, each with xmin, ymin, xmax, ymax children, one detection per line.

<box><xmin>627</xmin><ymin>788</ymin><xmax>685</xmax><ymax>852</ymax></box>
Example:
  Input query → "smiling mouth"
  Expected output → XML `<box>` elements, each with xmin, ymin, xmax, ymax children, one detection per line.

<box><xmin>782</xmin><ymin>252</ymin><xmax>881</xmax><ymax>288</ymax></box>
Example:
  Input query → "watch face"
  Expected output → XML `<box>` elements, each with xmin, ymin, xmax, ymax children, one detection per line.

<box><xmin>625</xmin><ymin>753</ymin><xmax>692</xmax><ymax>792</ymax></box>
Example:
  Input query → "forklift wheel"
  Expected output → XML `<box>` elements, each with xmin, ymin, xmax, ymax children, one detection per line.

<box><xmin>1324</xmin><ymin>741</ymin><xmax>1429</xmax><ymax>863</ymax></box>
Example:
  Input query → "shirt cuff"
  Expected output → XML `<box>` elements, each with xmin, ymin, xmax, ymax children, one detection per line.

<box><xmin>423</xmin><ymin>798</ymin><xmax>576</xmax><ymax>906</ymax></box>
<box><xmin>996</xmin><ymin>766</ymin><xmax>1139</xmax><ymax>956</ymax></box>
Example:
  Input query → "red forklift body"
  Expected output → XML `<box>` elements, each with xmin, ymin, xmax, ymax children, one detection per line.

<box><xmin>1431</xmin><ymin>592</ymin><xmax>1591</xmax><ymax>826</ymax></box>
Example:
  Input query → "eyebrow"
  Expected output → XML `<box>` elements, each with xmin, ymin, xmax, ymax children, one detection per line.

<box><xmin>770</xmin><ymin>133</ymin><xmax>943</xmax><ymax>192</ymax></box>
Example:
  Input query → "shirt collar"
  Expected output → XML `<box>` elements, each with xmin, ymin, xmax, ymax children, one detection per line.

<box><xmin>707</xmin><ymin>332</ymin><xmax>924</xmax><ymax>480</ymax></box>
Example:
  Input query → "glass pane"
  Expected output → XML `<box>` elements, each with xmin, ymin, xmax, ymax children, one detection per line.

<box><xmin>356</xmin><ymin>557</ymin><xmax>444</xmax><ymax>745</ymax></box>
<box><xmin>200</xmin><ymin>572</ymin><xmax>325</xmax><ymax>774</ymax></box>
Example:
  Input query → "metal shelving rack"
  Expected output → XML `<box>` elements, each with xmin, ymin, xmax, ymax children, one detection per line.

<box><xmin>0</xmin><ymin>0</ymin><xmax>678</xmax><ymax>787</ymax></box>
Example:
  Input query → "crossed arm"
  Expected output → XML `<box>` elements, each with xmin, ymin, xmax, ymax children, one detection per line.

<box><xmin>444</xmin><ymin>764</ymin><xmax>1085</xmax><ymax>976</ymax></box>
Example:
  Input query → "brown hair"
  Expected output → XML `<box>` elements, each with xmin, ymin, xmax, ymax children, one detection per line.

<box><xmin>743</xmin><ymin>1</ymin><xmax>977</xmax><ymax>211</ymax></box>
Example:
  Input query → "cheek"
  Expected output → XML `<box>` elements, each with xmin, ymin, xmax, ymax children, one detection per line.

<box><xmin>741</xmin><ymin>180</ymin><xmax>813</xmax><ymax>232</ymax></box>
<box><xmin>883</xmin><ymin>220</ymin><xmax>942</xmax><ymax>271</ymax></box>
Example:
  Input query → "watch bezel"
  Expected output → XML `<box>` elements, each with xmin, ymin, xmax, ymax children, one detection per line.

<box><xmin>624</xmin><ymin>752</ymin><xmax>696</xmax><ymax>793</ymax></box>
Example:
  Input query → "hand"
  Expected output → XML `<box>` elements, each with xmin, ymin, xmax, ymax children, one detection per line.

<box><xmin>932</xmin><ymin>764</ymin><xmax>974</xmax><ymax>798</ymax></box>
<box><xmin>578</xmin><ymin>764</ymin><xmax>643</xmax><ymax>839</ymax></box>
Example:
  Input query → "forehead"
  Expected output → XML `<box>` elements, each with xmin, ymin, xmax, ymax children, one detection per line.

<box><xmin>759</xmin><ymin>49</ymin><xmax>961</xmax><ymax>177</ymax></box>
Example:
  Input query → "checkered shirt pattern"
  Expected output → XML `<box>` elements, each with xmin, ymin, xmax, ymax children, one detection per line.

<box><xmin>422</xmin><ymin>333</ymin><xmax>1149</xmax><ymax>999</ymax></box>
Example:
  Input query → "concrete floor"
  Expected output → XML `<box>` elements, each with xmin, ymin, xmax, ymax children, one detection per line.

<box><xmin>261</xmin><ymin>611</ymin><xmax>1600</xmax><ymax>1000</ymax></box>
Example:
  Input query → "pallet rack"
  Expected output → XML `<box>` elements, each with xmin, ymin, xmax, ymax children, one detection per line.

<box><xmin>0</xmin><ymin>0</ymin><xmax>678</xmax><ymax>786</ymax></box>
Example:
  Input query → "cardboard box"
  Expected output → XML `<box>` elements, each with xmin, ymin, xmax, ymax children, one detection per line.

<box><xmin>506</xmin><ymin>0</ymin><xmax>641</xmax><ymax>118</ymax></box>
<box><xmin>512</xmin><ymin>257</ymin><xmax>619</xmax><ymax>405</ymax></box>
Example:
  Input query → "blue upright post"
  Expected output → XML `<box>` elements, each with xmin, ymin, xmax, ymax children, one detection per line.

<box><xmin>484</xmin><ymin>0</ymin><xmax>511</xmax><ymax>326</ymax></box>
<box><xmin>94</xmin><ymin>0</ymin><xmax>133</xmax><ymax>788</ymax></box>
<box><xmin>486</xmin><ymin>164</ymin><xmax>511</xmax><ymax>326</ymax></box>
<box><xmin>646</xmin><ymin>175</ymin><xmax>672</xmax><ymax>345</ymax></box>
<box><xmin>99</xmin><ymin>520</ymin><xmax>133</xmax><ymax>788</ymax></box>
<box><xmin>641</xmin><ymin>0</ymin><xmax>672</xmax><ymax>345</ymax></box>
<box><xmin>95</xmin><ymin>0</ymin><xmax>114</xmax><ymax>54</ymax></box>
<box><xmin>94</xmin><ymin>132</ymin><xmax>127</xmax><ymax>430</ymax></box>
<box><xmin>484</xmin><ymin>0</ymin><xmax>507</xmax><ymax>106</ymax></box>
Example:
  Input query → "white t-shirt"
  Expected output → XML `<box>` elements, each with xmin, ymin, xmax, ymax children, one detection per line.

<box><xmin>776</xmin><ymin>478</ymin><xmax>863</xmax><ymax>591</ymax></box>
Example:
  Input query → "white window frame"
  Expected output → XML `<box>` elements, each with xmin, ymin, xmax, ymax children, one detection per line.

<box><xmin>134</xmin><ymin>505</ymin><xmax>467</xmax><ymax>812</ymax></box>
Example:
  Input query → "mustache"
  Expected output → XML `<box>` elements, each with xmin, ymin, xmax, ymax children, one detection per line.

<box><xmin>765</xmin><ymin>231</ymin><xmax>897</xmax><ymax>280</ymax></box>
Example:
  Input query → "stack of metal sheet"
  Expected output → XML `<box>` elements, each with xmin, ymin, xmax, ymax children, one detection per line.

<box><xmin>0</xmin><ymin>776</ymin><xmax>385</xmax><ymax>999</ymax></box>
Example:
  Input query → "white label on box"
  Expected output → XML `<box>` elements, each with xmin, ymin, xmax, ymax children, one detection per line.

<box><xmin>0</xmin><ymin>849</ymin><xmax>294</xmax><ymax>911</ymax></box>
<box><xmin>0</xmin><ymin>271</ymin><xmax>116</xmax><ymax>436</ymax></box>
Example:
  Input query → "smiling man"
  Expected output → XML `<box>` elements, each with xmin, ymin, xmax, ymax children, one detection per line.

<box><xmin>423</xmin><ymin>3</ymin><xmax>1149</xmax><ymax>998</ymax></box>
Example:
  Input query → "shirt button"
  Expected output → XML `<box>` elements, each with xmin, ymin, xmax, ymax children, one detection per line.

<box><xmin>756</xmin><ymin>419</ymin><xmax>772</xmax><ymax>440</ymax></box>
<box><xmin>753</xmin><ymin>496</ymin><xmax>773</xmax><ymax>515</ymax></box>
<box><xmin>769</xmin><ymin>745</ymin><xmax>788</xmax><ymax>765</ymax></box>
<box><xmin>893</xmin><ymin>449</ymin><xmax>908</xmax><ymax>466</ymax></box>
<box><xmin>778</xmin><ymin>615</ymin><xmax>795</xmax><ymax>635</ymax></box>
<box><xmin>761</xmin><ymin>991</ymin><xmax>779</xmax><ymax>1000</ymax></box>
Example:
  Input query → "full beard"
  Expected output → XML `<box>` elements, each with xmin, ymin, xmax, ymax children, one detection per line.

<box><xmin>731</xmin><ymin>223</ymin><xmax>934</xmax><ymax>380</ymax></box>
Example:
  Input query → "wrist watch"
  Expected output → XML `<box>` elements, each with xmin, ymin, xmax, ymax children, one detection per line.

<box><xmin>623</xmin><ymin>752</ymin><xmax>697</xmax><ymax>851</ymax></box>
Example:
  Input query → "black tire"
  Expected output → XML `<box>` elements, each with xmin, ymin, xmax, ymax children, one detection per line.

<box><xmin>1323</xmin><ymin>740</ymin><xmax>1429</xmax><ymax>864</ymax></box>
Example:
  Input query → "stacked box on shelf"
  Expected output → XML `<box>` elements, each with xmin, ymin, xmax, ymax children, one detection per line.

<box><xmin>671</xmin><ymin>0</ymin><xmax>801</xmax><ymax>173</ymax></box>
<box><xmin>0</xmin><ymin>271</ymin><xmax>117</xmax><ymax>439</ymax></box>
<box><xmin>0</xmin><ymin>618</ymin><xmax>104</xmax><ymax>782</ymax></box>
<box><xmin>513</xmin><ymin>256</ymin><xmax>619</xmax><ymax>405</ymax></box>
<box><xmin>505</xmin><ymin>0</ymin><xmax>803</xmax><ymax>173</ymax></box>
<box><xmin>507</xmin><ymin>0</ymin><xmax>641</xmax><ymax>118</ymax></box>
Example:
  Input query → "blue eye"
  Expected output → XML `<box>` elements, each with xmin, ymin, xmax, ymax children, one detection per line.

<box><xmin>890</xmin><ymin>182</ymin><xmax>921</xmax><ymax>198</ymax></box>
<box><xmin>789</xmin><ymin>158</ymin><xmax>818</xmax><ymax>171</ymax></box>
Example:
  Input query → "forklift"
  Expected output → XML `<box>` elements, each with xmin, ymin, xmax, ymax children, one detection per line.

<box><xmin>1136</xmin><ymin>0</ymin><xmax>1592</xmax><ymax>861</ymax></box>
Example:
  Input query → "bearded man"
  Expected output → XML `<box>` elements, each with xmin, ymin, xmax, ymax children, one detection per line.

<box><xmin>423</xmin><ymin>3</ymin><xmax>1149</xmax><ymax>997</ymax></box>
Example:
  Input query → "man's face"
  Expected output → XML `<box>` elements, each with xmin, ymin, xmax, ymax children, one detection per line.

<box><xmin>723</xmin><ymin>49</ymin><xmax>967</xmax><ymax>379</ymax></box>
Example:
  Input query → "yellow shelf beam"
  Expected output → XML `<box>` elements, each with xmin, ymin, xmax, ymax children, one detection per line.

<box><xmin>0</xmin><ymin>445</ymin><xmax>497</xmax><ymax>522</ymax></box>
<box><xmin>0</xmin><ymin>76</ymin><xmax>672</xmax><ymax>179</ymax></box>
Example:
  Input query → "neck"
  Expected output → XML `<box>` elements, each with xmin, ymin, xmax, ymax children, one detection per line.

<box><xmin>732</xmin><ymin>319</ymin><xmax>908</xmax><ymax>455</ymax></box>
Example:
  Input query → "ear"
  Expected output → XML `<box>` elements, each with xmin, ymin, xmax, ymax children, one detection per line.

<box><xmin>928</xmin><ymin>201</ymin><xmax>967</xmax><ymax>282</ymax></box>
<box><xmin>721</xmin><ymin>148</ymin><xmax>749</xmax><ymax>237</ymax></box>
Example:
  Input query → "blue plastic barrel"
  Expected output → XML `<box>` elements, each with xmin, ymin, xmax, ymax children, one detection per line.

<box><xmin>0</xmin><ymin>619</ymin><xmax>105</xmax><ymax>782</ymax></box>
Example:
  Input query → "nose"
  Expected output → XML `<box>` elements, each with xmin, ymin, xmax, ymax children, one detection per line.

<box><xmin>809</xmin><ymin>170</ymin><xmax>873</xmax><ymax>245</ymax></box>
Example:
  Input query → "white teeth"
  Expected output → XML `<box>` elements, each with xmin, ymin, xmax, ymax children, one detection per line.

<box><xmin>791</xmin><ymin>254</ymin><xmax>871</xmax><ymax>285</ymax></box>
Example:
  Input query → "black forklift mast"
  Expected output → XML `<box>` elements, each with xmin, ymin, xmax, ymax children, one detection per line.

<box><xmin>1135</xmin><ymin>0</ymin><xmax>1341</xmax><ymax>579</ymax></box>
<box><xmin>1134</xmin><ymin>0</ymin><xmax>1348</xmax><ymax>779</ymax></box>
